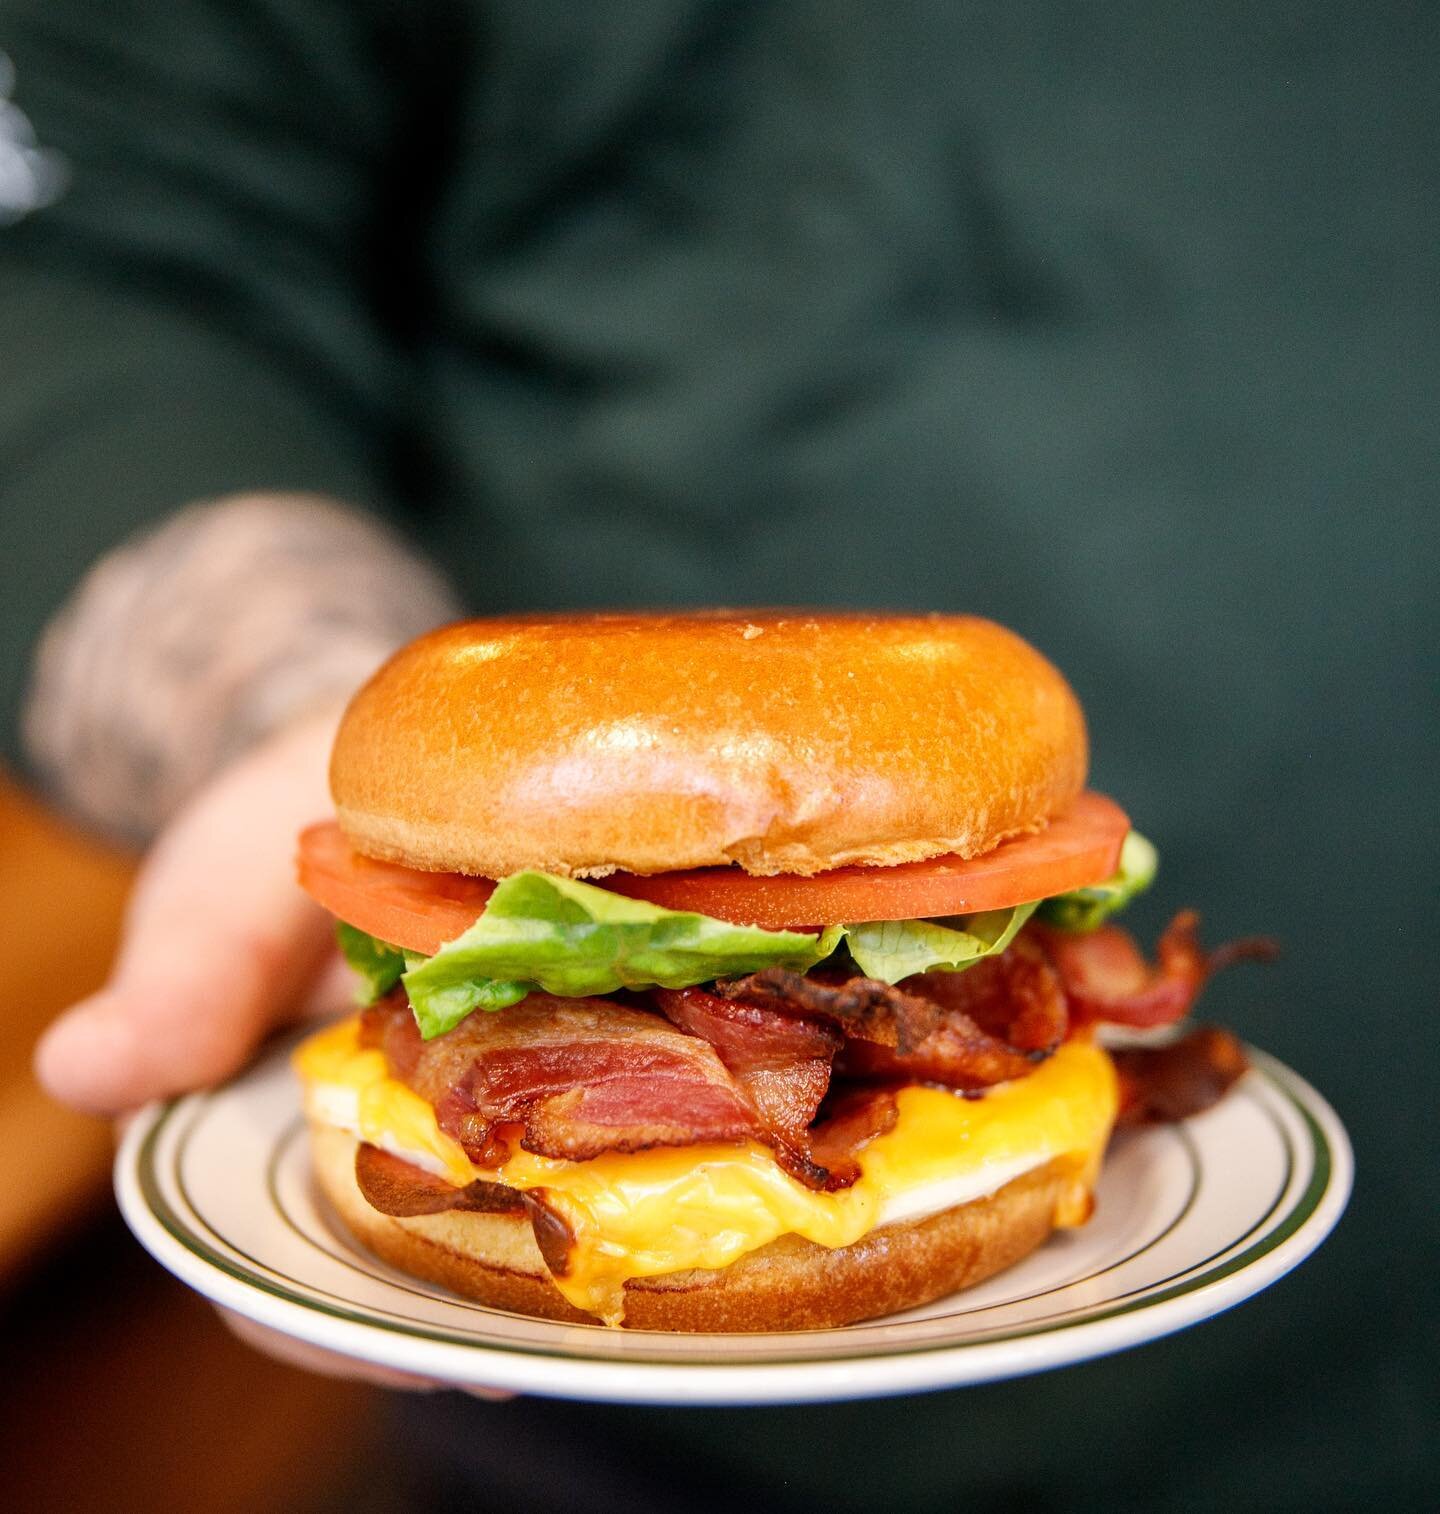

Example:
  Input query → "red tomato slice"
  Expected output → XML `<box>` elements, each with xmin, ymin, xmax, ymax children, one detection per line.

<box><xmin>297</xmin><ymin>792</ymin><xmax>1129</xmax><ymax>953</ymax></box>
<box><xmin>604</xmin><ymin>791</ymin><xmax>1129</xmax><ymax>928</ymax></box>
<box><xmin>297</xmin><ymin>823</ymin><xmax>496</xmax><ymax>954</ymax></box>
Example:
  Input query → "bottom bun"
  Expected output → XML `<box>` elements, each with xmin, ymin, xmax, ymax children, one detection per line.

<box><xmin>310</xmin><ymin>1123</ymin><xmax>1081</xmax><ymax>1332</ymax></box>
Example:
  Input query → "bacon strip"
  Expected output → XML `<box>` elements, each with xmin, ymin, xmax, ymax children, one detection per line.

<box><xmin>652</xmin><ymin>987</ymin><xmax>839</xmax><ymax>1133</ymax></box>
<box><xmin>1033</xmin><ymin>911</ymin><xmax>1278</xmax><ymax>1028</ymax></box>
<box><xmin>902</xmin><ymin>937</ymin><xmax>1069</xmax><ymax>1055</ymax></box>
<box><xmin>717</xmin><ymin>959</ymin><xmax>1052</xmax><ymax>1091</ymax></box>
<box><xmin>354</xmin><ymin>1140</ymin><xmax>524</xmax><ymax>1216</ymax></box>
<box><xmin>806</xmin><ymin>1087</ymin><xmax>900</xmax><ymax>1187</ymax></box>
<box><xmin>372</xmin><ymin>995</ymin><xmax>761</xmax><ymax>1166</ymax></box>
<box><xmin>654</xmin><ymin>986</ymin><xmax>843</xmax><ymax>1188</ymax></box>
<box><xmin>837</xmin><ymin>1017</ymin><xmax>1042</xmax><ymax>1089</ymax></box>
<box><xmin>353</xmin><ymin>1142</ymin><xmax>576</xmax><ymax>1276</ymax></box>
<box><xmin>1112</xmin><ymin>1025</ymin><xmax>1250</xmax><ymax>1124</ymax></box>
<box><xmin>713</xmin><ymin>969</ymin><xmax>941</xmax><ymax>1052</ymax></box>
<box><xmin>369</xmin><ymin>991</ymin><xmax>879</xmax><ymax>1194</ymax></box>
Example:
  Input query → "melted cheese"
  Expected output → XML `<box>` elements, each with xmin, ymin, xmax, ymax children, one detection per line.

<box><xmin>294</xmin><ymin>1018</ymin><xmax>1117</xmax><ymax>1322</ymax></box>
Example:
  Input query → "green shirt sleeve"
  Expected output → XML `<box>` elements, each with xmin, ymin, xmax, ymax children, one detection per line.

<box><xmin>0</xmin><ymin>0</ymin><xmax>406</xmax><ymax>770</ymax></box>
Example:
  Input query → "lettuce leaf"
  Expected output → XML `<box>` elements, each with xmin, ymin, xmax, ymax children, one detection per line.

<box><xmin>824</xmin><ymin>903</ymin><xmax>1036</xmax><ymax>983</ymax></box>
<box><xmin>1037</xmin><ymin>830</ymin><xmax>1158</xmax><ymax>932</ymax></box>
<box><xmin>340</xmin><ymin>870</ymin><xmax>1067</xmax><ymax>1041</ymax></box>
<box><xmin>335</xmin><ymin>922</ymin><xmax>407</xmax><ymax>1005</ymax></box>
<box><xmin>399</xmin><ymin>975</ymin><xmax>531</xmax><ymax>1041</ymax></box>
<box><xmin>400</xmin><ymin>872</ymin><xmax>830</xmax><ymax>1040</ymax></box>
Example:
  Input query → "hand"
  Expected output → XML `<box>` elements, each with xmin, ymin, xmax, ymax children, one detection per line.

<box><xmin>35</xmin><ymin>707</ymin><xmax>514</xmax><ymax>1398</ymax></box>
<box><xmin>35</xmin><ymin>705</ymin><xmax>346</xmax><ymax>1113</ymax></box>
<box><xmin>219</xmin><ymin>1312</ymin><xmax>513</xmax><ymax>1399</ymax></box>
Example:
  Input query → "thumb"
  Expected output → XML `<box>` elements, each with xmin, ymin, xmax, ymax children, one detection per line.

<box><xmin>35</xmin><ymin>709</ymin><xmax>342</xmax><ymax>1115</ymax></box>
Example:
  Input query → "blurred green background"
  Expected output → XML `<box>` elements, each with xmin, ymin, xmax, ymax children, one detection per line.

<box><xmin>0</xmin><ymin>1</ymin><xmax>1434</xmax><ymax>1509</ymax></box>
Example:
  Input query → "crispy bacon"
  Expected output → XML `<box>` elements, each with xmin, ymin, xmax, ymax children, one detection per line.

<box><xmin>654</xmin><ymin>986</ymin><xmax>843</xmax><ymax>1188</ymax></box>
<box><xmin>372</xmin><ymin>994</ymin><xmax>761</xmax><ymax>1165</ymax></box>
<box><xmin>713</xmin><ymin>969</ymin><xmax>941</xmax><ymax>1052</ymax></box>
<box><xmin>353</xmin><ymin>1142</ymin><xmax>576</xmax><ymax>1276</ymax></box>
<box><xmin>1033</xmin><ymin>911</ymin><xmax>1278</xmax><ymax>1028</ymax></box>
<box><xmin>652</xmin><ymin>987</ymin><xmax>839</xmax><ymax>1132</ymax></box>
<box><xmin>837</xmin><ymin>1015</ymin><xmax>1043</xmax><ymax>1089</ymax></box>
<box><xmin>806</xmin><ymin>1087</ymin><xmax>900</xmax><ymax>1187</ymax></box>
<box><xmin>717</xmin><ymin>959</ymin><xmax>1052</xmax><ymax>1091</ymax></box>
<box><xmin>1112</xmin><ymin>1025</ymin><xmax>1251</xmax><ymax>1124</ymax></box>
<box><xmin>360</xmin><ymin>996</ymin><xmax>418</xmax><ymax>1075</ymax></box>
<box><xmin>353</xmin><ymin>1140</ymin><xmax>524</xmax><ymax>1216</ymax></box>
<box><xmin>903</xmin><ymin>936</ymin><xmax>1069</xmax><ymax>1055</ymax></box>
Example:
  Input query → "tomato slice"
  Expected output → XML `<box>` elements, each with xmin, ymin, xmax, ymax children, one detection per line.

<box><xmin>297</xmin><ymin>823</ymin><xmax>496</xmax><ymax>955</ymax></box>
<box><xmin>297</xmin><ymin>792</ymin><xmax>1129</xmax><ymax>953</ymax></box>
<box><xmin>603</xmin><ymin>791</ymin><xmax>1129</xmax><ymax>928</ymax></box>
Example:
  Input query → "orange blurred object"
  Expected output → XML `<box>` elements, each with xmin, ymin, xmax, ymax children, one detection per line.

<box><xmin>0</xmin><ymin>769</ymin><xmax>133</xmax><ymax>1273</ymax></box>
<box><xmin>0</xmin><ymin>769</ymin><xmax>382</xmax><ymax>1514</ymax></box>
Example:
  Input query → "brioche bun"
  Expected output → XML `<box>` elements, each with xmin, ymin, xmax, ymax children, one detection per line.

<box><xmin>330</xmin><ymin>611</ymin><xmax>1087</xmax><ymax>879</ymax></box>
<box><xmin>309</xmin><ymin>1123</ymin><xmax>1081</xmax><ymax>1332</ymax></box>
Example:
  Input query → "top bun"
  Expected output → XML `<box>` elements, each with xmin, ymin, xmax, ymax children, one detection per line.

<box><xmin>330</xmin><ymin>612</ymin><xmax>1087</xmax><ymax>879</ymax></box>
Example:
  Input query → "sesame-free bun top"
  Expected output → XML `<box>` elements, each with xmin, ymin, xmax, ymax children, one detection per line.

<box><xmin>330</xmin><ymin>611</ymin><xmax>1088</xmax><ymax>879</ymax></box>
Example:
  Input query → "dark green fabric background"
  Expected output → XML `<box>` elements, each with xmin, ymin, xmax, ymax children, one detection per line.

<box><xmin>1</xmin><ymin>3</ymin><xmax>1435</xmax><ymax>1508</ymax></box>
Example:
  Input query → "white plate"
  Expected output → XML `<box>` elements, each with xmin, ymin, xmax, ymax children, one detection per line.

<box><xmin>115</xmin><ymin>1037</ymin><xmax>1350</xmax><ymax>1406</ymax></box>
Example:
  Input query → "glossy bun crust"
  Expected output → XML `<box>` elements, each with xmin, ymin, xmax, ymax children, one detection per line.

<box><xmin>309</xmin><ymin>1124</ymin><xmax>1076</xmax><ymax>1332</ymax></box>
<box><xmin>331</xmin><ymin>612</ymin><xmax>1087</xmax><ymax>878</ymax></box>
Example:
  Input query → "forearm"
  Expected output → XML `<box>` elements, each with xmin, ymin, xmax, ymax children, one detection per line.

<box><xmin>22</xmin><ymin>493</ymin><xmax>460</xmax><ymax>844</ymax></box>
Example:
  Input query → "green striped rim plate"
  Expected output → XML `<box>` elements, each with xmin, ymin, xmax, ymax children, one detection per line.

<box><xmin>115</xmin><ymin>1036</ymin><xmax>1349</xmax><ymax>1405</ymax></box>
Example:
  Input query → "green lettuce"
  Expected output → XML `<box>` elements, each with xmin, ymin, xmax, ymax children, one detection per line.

<box><xmin>335</xmin><ymin>922</ymin><xmax>407</xmax><ymax>1005</ymax></box>
<box><xmin>1037</xmin><ymin>829</ymin><xmax>1158</xmax><ymax>932</ymax></box>
<box><xmin>400</xmin><ymin>872</ymin><xmax>830</xmax><ymax>1039</ymax></box>
<box><xmin>399</xmin><ymin>974</ymin><xmax>532</xmax><ymax>1041</ymax></box>
<box><xmin>830</xmin><ymin>902</ymin><xmax>1038</xmax><ymax>982</ymax></box>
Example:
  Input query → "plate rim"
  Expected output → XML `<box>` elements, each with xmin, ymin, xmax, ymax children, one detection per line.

<box><xmin>115</xmin><ymin>1045</ymin><xmax>1352</xmax><ymax>1405</ymax></box>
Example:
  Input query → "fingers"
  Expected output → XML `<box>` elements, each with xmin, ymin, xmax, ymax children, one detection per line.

<box><xmin>35</xmin><ymin>709</ymin><xmax>342</xmax><ymax>1115</ymax></box>
<box><xmin>218</xmin><ymin>1310</ymin><xmax>442</xmax><ymax>1391</ymax></box>
<box><xmin>219</xmin><ymin>1311</ymin><xmax>517</xmax><ymax>1399</ymax></box>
